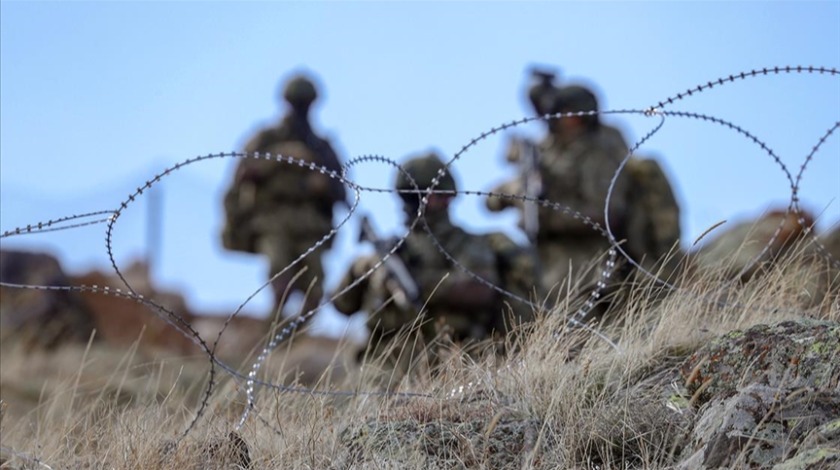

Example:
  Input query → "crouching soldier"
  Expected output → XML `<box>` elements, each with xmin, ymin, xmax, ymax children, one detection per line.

<box><xmin>331</xmin><ymin>152</ymin><xmax>535</xmax><ymax>383</ymax></box>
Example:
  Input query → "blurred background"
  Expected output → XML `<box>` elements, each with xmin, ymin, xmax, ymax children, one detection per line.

<box><xmin>2</xmin><ymin>1</ymin><xmax>838</xmax><ymax>336</ymax></box>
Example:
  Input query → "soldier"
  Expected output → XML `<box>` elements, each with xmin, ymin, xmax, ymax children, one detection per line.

<box><xmin>488</xmin><ymin>83</ymin><xmax>635</xmax><ymax>320</ymax></box>
<box><xmin>331</xmin><ymin>152</ymin><xmax>535</xmax><ymax>378</ymax></box>
<box><xmin>221</xmin><ymin>72</ymin><xmax>347</xmax><ymax>326</ymax></box>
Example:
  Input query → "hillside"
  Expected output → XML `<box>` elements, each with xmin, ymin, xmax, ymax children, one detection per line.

<box><xmin>1</xmin><ymin>236</ymin><xmax>838</xmax><ymax>469</ymax></box>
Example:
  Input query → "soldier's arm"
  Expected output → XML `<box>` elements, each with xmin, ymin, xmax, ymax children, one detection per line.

<box><xmin>486</xmin><ymin>178</ymin><xmax>524</xmax><ymax>212</ymax></box>
<box><xmin>412</xmin><ymin>241</ymin><xmax>499</xmax><ymax>314</ymax></box>
<box><xmin>237</xmin><ymin>130</ymin><xmax>281</xmax><ymax>183</ymax></box>
<box><xmin>325</xmin><ymin>143</ymin><xmax>348</xmax><ymax>204</ymax></box>
<box><xmin>243</xmin><ymin>129</ymin><xmax>277</xmax><ymax>155</ymax></box>
<box><xmin>331</xmin><ymin>256</ymin><xmax>374</xmax><ymax>316</ymax></box>
<box><xmin>505</xmin><ymin>138</ymin><xmax>520</xmax><ymax>163</ymax></box>
<box><xmin>313</xmin><ymin>139</ymin><xmax>348</xmax><ymax>206</ymax></box>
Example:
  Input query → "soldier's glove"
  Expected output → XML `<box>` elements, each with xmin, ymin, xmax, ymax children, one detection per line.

<box><xmin>486</xmin><ymin>180</ymin><xmax>520</xmax><ymax>212</ymax></box>
<box><xmin>505</xmin><ymin>139</ymin><xmax>521</xmax><ymax>163</ymax></box>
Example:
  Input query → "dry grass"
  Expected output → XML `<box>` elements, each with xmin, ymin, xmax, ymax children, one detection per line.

<box><xmin>1</xmin><ymin>246</ymin><xmax>837</xmax><ymax>469</ymax></box>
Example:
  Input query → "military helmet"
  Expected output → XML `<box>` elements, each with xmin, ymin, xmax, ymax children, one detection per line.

<box><xmin>394</xmin><ymin>152</ymin><xmax>457</xmax><ymax>194</ymax></box>
<box><xmin>552</xmin><ymin>85</ymin><xmax>598</xmax><ymax>114</ymax></box>
<box><xmin>550</xmin><ymin>84</ymin><xmax>600</xmax><ymax>128</ymax></box>
<box><xmin>281</xmin><ymin>75</ymin><xmax>318</xmax><ymax>108</ymax></box>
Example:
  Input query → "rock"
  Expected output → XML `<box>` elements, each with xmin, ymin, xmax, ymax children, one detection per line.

<box><xmin>683</xmin><ymin>210</ymin><xmax>840</xmax><ymax>312</ymax></box>
<box><xmin>338</xmin><ymin>319</ymin><xmax>839</xmax><ymax>469</ymax></box>
<box><xmin>773</xmin><ymin>417</ymin><xmax>840</xmax><ymax>469</ymax></box>
<box><xmin>679</xmin><ymin>319</ymin><xmax>839</xmax><ymax>405</ymax></box>
<box><xmin>203</xmin><ymin>432</ymin><xmax>252</xmax><ymax>470</ymax></box>
<box><xmin>340</xmin><ymin>389</ymin><xmax>540</xmax><ymax>469</ymax></box>
<box><xmin>773</xmin><ymin>447</ymin><xmax>840</xmax><ymax>470</ymax></box>
<box><xmin>675</xmin><ymin>319</ymin><xmax>840</xmax><ymax>469</ymax></box>
<box><xmin>190</xmin><ymin>314</ymin><xmax>267</xmax><ymax>362</ymax></box>
<box><xmin>0</xmin><ymin>249</ymin><xmax>96</xmax><ymax>348</ymax></box>
<box><xmin>72</xmin><ymin>263</ymin><xmax>199</xmax><ymax>356</ymax></box>
<box><xmin>678</xmin><ymin>385</ymin><xmax>839</xmax><ymax>469</ymax></box>
<box><xmin>691</xmin><ymin>209</ymin><xmax>816</xmax><ymax>282</ymax></box>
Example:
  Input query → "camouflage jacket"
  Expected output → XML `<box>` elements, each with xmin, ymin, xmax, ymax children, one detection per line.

<box><xmin>221</xmin><ymin>113</ymin><xmax>347</xmax><ymax>252</ymax></box>
<box><xmin>239</xmin><ymin>113</ymin><xmax>346</xmax><ymax>208</ymax></box>
<box><xmin>487</xmin><ymin>127</ymin><xmax>681</xmax><ymax>277</ymax></box>
<box><xmin>486</xmin><ymin>124</ymin><xmax>630</xmax><ymax>236</ymax></box>
<box><xmin>332</xmin><ymin>215</ymin><xmax>534</xmax><ymax>342</ymax></box>
<box><xmin>537</xmin><ymin>126</ymin><xmax>632</xmax><ymax>240</ymax></box>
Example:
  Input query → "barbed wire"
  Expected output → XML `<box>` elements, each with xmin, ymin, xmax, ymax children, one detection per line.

<box><xmin>792</xmin><ymin>121</ymin><xmax>840</xmax><ymax>269</ymax></box>
<box><xmin>651</xmin><ymin>65</ymin><xmax>839</xmax><ymax>111</ymax></box>
<box><xmin>1</xmin><ymin>210</ymin><xmax>116</xmax><ymax>238</ymax></box>
<box><xmin>1</xmin><ymin>64</ymin><xmax>838</xmax><ymax>467</ymax></box>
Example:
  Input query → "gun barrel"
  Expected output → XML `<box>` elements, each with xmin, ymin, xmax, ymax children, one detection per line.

<box><xmin>519</xmin><ymin>139</ymin><xmax>542</xmax><ymax>243</ymax></box>
<box><xmin>358</xmin><ymin>215</ymin><xmax>421</xmax><ymax>307</ymax></box>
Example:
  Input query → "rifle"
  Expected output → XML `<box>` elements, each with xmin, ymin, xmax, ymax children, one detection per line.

<box><xmin>358</xmin><ymin>215</ymin><xmax>421</xmax><ymax>311</ymax></box>
<box><xmin>515</xmin><ymin>67</ymin><xmax>557</xmax><ymax>242</ymax></box>
<box><xmin>512</xmin><ymin>137</ymin><xmax>542</xmax><ymax>244</ymax></box>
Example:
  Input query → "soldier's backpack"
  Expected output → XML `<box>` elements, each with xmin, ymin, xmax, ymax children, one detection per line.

<box><xmin>221</xmin><ymin>162</ymin><xmax>257</xmax><ymax>253</ymax></box>
<box><xmin>622</xmin><ymin>157</ymin><xmax>682</xmax><ymax>274</ymax></box>
<box><xmin>221</xmin><ymin>140</ymin><xmax>321</xmax><ymax>254</ymax></box>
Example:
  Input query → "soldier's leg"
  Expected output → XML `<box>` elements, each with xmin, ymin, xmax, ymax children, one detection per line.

<box><xmin>284</xmin><ymin>237</ymin><xmax>327</xmax><ymax>329</ymax></box>
<box><xmin>255</xmin><ymin>231</ymin><xmax>300</xmax><ymax>325</ymax></box>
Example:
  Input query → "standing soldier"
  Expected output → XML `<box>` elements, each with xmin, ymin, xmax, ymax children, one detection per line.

<box><xmin>332</xmin><ymin>152</ymin><xmax>535</xmax><ymax>380</ymax></box>
<box><xmin>221</xmin><ymin>72</ymin><xmax>347</xmax><ymax>326</ymax></box>
<box><xmin>488</xmin><ymin>82</ymin><xmax>635</xmax><ymax>320</ymax></box>
<box><xmin>490</xmin><ymin>70</ymin><xmax>683</xmax><ymax>321</ymax></box>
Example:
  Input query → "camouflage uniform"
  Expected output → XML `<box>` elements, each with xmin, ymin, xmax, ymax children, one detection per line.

<box><xmin>222</xmin><ymin>74</ymin><xmax>347</xmax><ymax>321</ymax></box>
<box><xmin>488</xmin><ymin>85</ymin><xmax>634</xmax><ymax>310</ymax></box>
<box><xmin>622</xmin><ymin>156</ymin><xmax>682</xmax><ymax>278</ymax></box>
<box><xmin>332</xmin><ymin>153</ymin><xmax>535</xmax><ymax>375</ymax></box>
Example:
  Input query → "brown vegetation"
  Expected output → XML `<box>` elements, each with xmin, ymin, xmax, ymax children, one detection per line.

<box><xmin>1</xmin><ymin>236</ymin><xmax>838</xmax><ymax>468</ymax></box>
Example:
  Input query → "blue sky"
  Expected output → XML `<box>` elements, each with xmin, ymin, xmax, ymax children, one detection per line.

<box><xmin>1</xmin><ymin>1</ymin><xmax>838</xmax><ymax>336</ymax></box>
